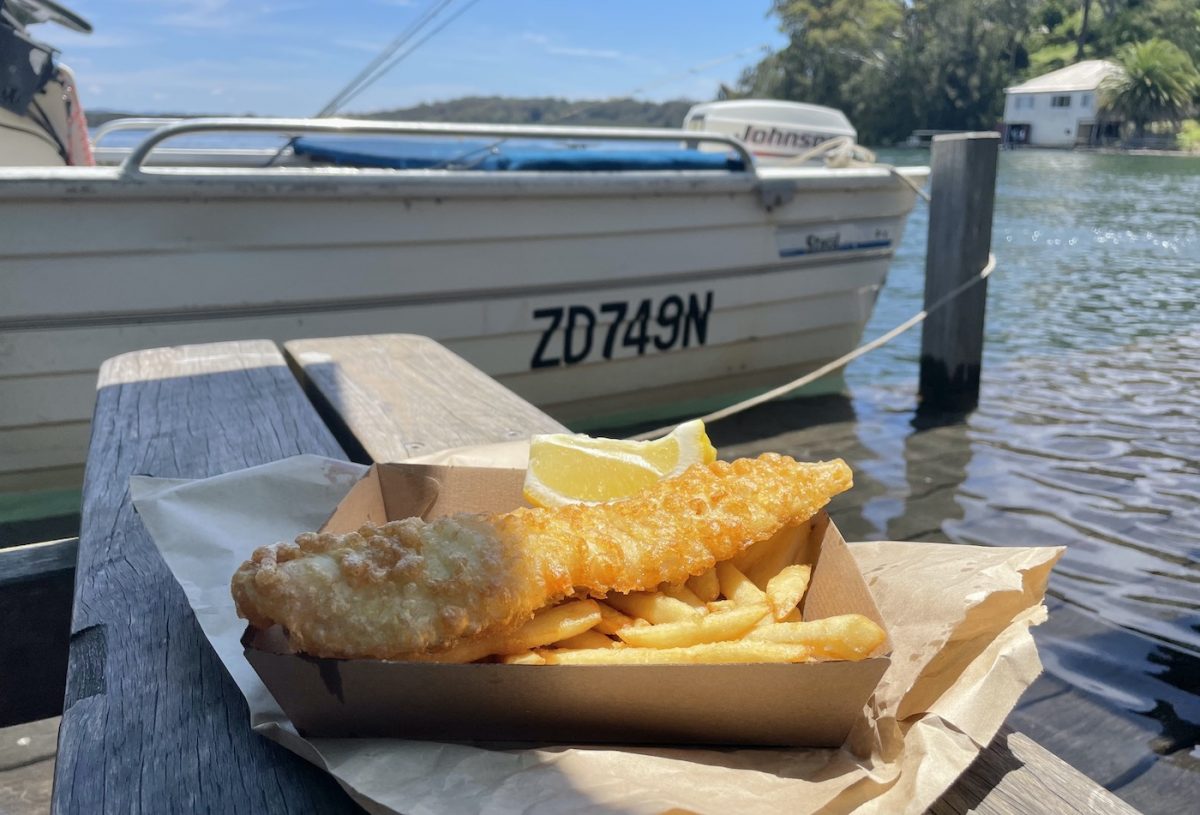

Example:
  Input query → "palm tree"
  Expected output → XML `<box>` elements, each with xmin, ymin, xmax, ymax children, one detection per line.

<box><xmin>1100</xmin><ymin>39</ymin><xmax>1200</xmax><ymax>139</ymax></box>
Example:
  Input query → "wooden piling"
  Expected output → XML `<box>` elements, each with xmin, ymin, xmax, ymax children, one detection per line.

<box><xmin>918</xmin><ymin>132</ymin><xmax>1000</xmax><ymax>413</ymax></box>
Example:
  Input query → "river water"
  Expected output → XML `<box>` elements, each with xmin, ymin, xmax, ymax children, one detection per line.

<box><xmin>28</xmin><ymin>137</ymin><xmax>1200</xmax><ymax>807</ymax></box>
<box><xmin>704</xmin><ymin>148</ymin><xmax>1199</xmax><ymax>810</ymax></box>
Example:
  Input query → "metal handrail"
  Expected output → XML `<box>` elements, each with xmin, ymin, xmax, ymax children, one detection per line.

<box><xmin>91</xmin><ymin>117</ymin><xmax>185</xmax><ymax>149</ymax></box>
<box><xmin>117</xmin><ymin>117</ymin><xmax>758</xmax><ymax>177</ymax></box>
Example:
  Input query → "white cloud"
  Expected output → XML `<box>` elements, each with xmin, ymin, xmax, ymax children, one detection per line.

<box><xmin>155</xmin><ymin>0</ymin><xmax>308</xmax><ymax>31</ymax></box>
<box><xmin>157</xmin><ymin>0</ymin><xmax>233</xmax><ymax>30</ymax></box>
<box><xmin>520</xmin><ymin>31</ymin><xmax>642</xmax><ymax>64</ymax></box>
<box><xmin>43</xmin><ymin>30</ymin><xmax>144</xmax><ymax>50</ymax></box>
<box><xmin>546</xmin><ymin>45</ymin><xmax>627</xmax><ymax>61</ymax></box>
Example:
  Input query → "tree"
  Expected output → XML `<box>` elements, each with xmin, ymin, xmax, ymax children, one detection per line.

<box><xmin>737</xmin><ymin>0</ymin><xmax>909</xmax><ymax>144</ymax></box>
<box><xmin>738</xmin><ymin>0</ymin><xmax>1034</xmax><ymax>144</ymax></box>
<box><xmin>1077</xmin><ymin>0</ymin><xmax>1092</xmax><ymax>61</ymax></box>
<box><xmin>1100</xmin><ymin>39</ymin><xmax>1200</xmax><ymax>137</ymax></box>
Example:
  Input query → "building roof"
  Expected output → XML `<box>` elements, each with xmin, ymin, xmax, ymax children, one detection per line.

<box><xmin>1005</xmin><ymin>60</ymin><xmax>1122</xmax><ymax>94</ymax></box>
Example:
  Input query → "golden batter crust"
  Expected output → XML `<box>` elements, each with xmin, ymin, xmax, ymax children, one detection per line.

<box><xmin>231</xmin><ymin>453</ymin><xmax>852</xmax><ymax>660</ymax></box>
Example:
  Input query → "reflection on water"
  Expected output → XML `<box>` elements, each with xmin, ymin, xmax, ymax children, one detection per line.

<box><xmin>699</xmin><ymin>149</ymin><xmax>1200</xmax><ymax>809</ymax></box>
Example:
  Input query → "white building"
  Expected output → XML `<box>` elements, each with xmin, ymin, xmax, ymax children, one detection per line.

<box><xmin>1002</xmin><ymin>60</ymin><xmax>1123</xmax><ymax>147</ymax></box>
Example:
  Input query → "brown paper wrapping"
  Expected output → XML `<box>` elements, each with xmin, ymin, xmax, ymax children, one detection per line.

<box><xmin>131</xmin><ymin>454</ymin><xmax>1062</xmax><ymax>815</ymax></box>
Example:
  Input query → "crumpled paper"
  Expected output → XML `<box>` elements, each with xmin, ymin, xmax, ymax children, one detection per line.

<box><xmin>131</xmin><ymin>452</ymin><xmax>1062</xmax><ymax>815</ymax></box>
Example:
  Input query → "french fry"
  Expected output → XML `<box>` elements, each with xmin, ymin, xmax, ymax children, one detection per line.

<box><xmin>765</xmin><ymin>564</ymin><xmax>812</xmax><ymax>621</ymax></box>
<box><xmin>605</xmin><ymin>591</ymin><xmax>701</xmax><ymax>624</ymax></box>
<box><xmin>593</xmin><ymin>601</ymin><xmax>643</xmax><ymax>635</ymax></box>
<box><xmin>615</xmin><ymin>604</ymin><xmax>769</xmax><ymax>649</ymax></box>
<box><xmin>753</xmin><ymin>606</ymin><xmax>802</xmax><ymax>629</ymax></box>
<box><xmin>501</xmin><ymin>651</ymin><xmax>547</xmax><ymax>665</ymax></box>
<box><xmin>491</xmin><ymin>600</ymin><xmax>603</xmax><ymax>655</ymax></box>
<box><xmin>705</xmin><ymin>600</ymin><xmax>738</xmax><ymax>614</ymax></box>
<box><xmin>746</xmin><ymin>614</ymin><xmax>886</xmax><ymax>660</ymax></box>
<box><xmin>662</xmin><ymin>583</ymin><xmax>708</xmax><ymax>610</ymax></box>
<box><xmin>555</xmin><ymin>629</ymin><xmax>621</xmax><ymax>650</ymax></box>
<box><xmin>745</xmin><ymin>526</ymin><xmax>807</xmax><ymax>589</ymax></box>
<box><xmin>395</xmin><ymin>600</ymin><xmax>602</xmax><ymax>662</ymax></box>
<box><xmin>715</xmin><ymin>561</ymin><xmax>768</xmax><ymax>606</ymax></box>
<box><xmin>539</xmin><ymin>640</ymin><xmax>813</xmax><ymax>665</ymax></box>
<box><xmin>730</xmin><ymin>536</ymin><xmax>773</xmax><ymax>572</ymax></box>
<box><xmin>686</xmin><ymin>567</ymin><xmax>721</xmax><ymax>602</ymax></box>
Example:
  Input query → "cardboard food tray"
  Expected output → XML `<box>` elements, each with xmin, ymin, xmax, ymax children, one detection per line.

<box><xmin>243</xmin><ymin>463</ymin><xmax>892</xmax><ymax>747</ymax></box>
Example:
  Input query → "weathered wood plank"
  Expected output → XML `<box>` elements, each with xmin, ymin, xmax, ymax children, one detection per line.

<box><xmin>918</xmin><ymin>132</ymin><xmax>999</xmax><ymax>413</ymax></box>
<box><xmin>54</xmin><ymin>341</ymin><xmax>358</xmax><ymax>814</ymax></box>
<box><xmin>931</xmin><ymin>727</ymin><xmax>1141</xmax><ymax>815</ymax></box>
<box><xmin>0</xmin><ymin>537</ymin><xmax>77</xmax><ymax>588</ymax></box>
<box><xmin>0</xmin><ymin>539</ymin><xmax>77</xmax><ymax>727</ymax></box>
<box><xmin>303</xmin><ymin>335</ymin><xmax>1139</xmax><ymax>815</ymax></box>
<box><xmin>0</xmin><ymin>716</ymin><xmax>60</xmax><ymax>815</ymax></box>
<box><xmin>285</xmin><ymin>333</ymin><xmax>565</xmax><ymax>461</ymax></box>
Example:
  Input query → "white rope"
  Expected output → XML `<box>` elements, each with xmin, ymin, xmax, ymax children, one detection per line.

<box><xmin>785</xmin><ymin>135</ymin><xmax>931</xmax><ymax>202</ymax></box>
<box><xmin>628</xmin><ymin>252</ymin><xmax>996</xmax><ymax>441</ymax></box>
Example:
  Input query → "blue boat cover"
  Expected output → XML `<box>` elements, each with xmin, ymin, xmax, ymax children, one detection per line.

<box><xmin>291</xmin><ymin>136</ymin><xmax>745</xmax><ymax>172</ymax></box>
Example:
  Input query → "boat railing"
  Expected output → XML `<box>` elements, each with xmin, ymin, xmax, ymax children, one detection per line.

<box><xmin>114</xmin><ymin>117</ymin><xmax>759</xmax><ymax>178</ymax></box>
<box><xmin>91</xmin><ymin>117</ymin><xmax>186</xmax><ymax>147</ymax></box>
<box><xmin>92</xmin><ymin>117</ymin><xmax>313</xmax><ymax>168</ymax></box>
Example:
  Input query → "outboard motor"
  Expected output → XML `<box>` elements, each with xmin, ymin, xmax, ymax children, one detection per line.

<box><xmin>684</xmin><ymin>100</ymin><xmax>857</xmax><ymax>165</ymax></box>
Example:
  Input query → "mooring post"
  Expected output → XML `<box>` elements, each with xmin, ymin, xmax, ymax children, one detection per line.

<box><xmin>918</xmin><ymin>131</ymin><xmax>1000</xmax><ymax>414</ymax></box>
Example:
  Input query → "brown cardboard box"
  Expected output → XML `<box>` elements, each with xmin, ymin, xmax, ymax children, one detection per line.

<box><xmin>243</xmin><ymin>463</ymin><xmax>891</xmax><ymax>747</ymax></box>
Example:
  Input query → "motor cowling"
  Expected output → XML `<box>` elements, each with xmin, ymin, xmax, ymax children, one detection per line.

<box><xmin>684</xmin><ymin>100</ymin><xmax>857</xmax><ymax>164</ymax></box>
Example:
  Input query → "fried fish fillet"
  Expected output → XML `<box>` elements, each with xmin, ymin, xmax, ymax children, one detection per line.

<box><xmin>231</xmin><ymin>453</ymin><xmax>852</xmax><ymax>659</ymax></box>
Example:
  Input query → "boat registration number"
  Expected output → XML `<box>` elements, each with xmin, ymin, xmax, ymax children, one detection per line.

<box><xmin>531</xmin><ymin>292</ymin><xmax>714</xmax><ymax>369</ymax></box>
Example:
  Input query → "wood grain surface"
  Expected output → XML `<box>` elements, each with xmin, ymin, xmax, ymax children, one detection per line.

<box><xmin>54</xmin><ymin>341</ymin><xmax>358</xmax><ymax>814</ymax></box>
<box><xmin>932</xmin><ymin>727</ymin><xmax>1141</xmax><ymax>815</ymax></box>
<box><xmin>0</xmin><ymin>716</ymin><xmax>59</xmax><ymax>815</ymax></box>
<box><xmin>918</xmin><ymin>132</ymin><xmax>999</xmax><ymax>412</ymax></box>
<box><xmin>285</xmin><ymin>333</ymin><xmax>565</xmax><ymax>461</ymax></box>
<box><xmin>49</xmin><ymin>336</ymin><xmax>1145</xmax><ymax>815</ymax></box>
<box><xmin>293</xmin><ymin>336</ymin><xmax>1141</xmax><ymax>815</ymax></box>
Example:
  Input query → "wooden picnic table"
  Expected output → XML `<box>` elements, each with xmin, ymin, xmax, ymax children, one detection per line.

<box><xmin>50</xmin><ymin>333</ymin><xmax>1140</xmax><ymax>814</ymax></box>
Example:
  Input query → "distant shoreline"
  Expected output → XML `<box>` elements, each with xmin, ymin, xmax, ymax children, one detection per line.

<box><xmin>85</xmin><ymin>96</ymin><xmax>701</xmax><ymax>130</ymax></box>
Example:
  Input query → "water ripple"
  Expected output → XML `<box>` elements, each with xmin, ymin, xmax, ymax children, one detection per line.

<box><xmin>843</xmin><ymin>149</ymin><xmax>1200</xmax><ymax>788</ymax></box>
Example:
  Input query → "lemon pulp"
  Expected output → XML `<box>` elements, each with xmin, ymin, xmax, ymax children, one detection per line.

<box><xmin>523</xmin><ymin>419</ymin><xmax>718</xmax><ymax>508</ymax></box>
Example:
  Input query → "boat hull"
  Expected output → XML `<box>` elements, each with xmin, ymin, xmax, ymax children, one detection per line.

<box><xmin>0</xmin><ymin>166</ymin><xmax>924</xmax><ymax>491</ymax></box>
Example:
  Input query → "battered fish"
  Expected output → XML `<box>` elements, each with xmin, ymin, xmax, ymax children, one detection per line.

<box><xmin>232</xmin><ymin>453</ymin><xmax>852</xmax><ymax>659</ymax></box>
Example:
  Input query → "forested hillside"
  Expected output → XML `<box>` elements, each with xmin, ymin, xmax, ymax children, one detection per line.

<box><xmin>86</xmin><ymin>98</ymin><xmax>697</xmax><ymax>130</ymax></box>
<box><xmin>736</xmin><ymin>0</ymin><xmax>1200</xmax><ymax>144</ymax></box>
<box><xmin>361</xmin><ymin>97</ymin><xmax>697</xmax><ymax>128</ymax></box>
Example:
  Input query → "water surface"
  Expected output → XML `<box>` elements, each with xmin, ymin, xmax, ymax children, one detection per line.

<box><xmin>709</xmin><ymin>148</ymin><xmax>1199</xmax><ymax>811</ymax></box>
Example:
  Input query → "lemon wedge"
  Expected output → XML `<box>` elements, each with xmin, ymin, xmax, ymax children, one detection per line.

<box><xmin>522</xmin><ymin>419</ymin><xmax>718</xmax><ymax>508</ymax></box>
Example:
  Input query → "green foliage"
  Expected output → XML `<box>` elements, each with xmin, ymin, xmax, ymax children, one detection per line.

<box><xmin>1027</xmin><ymin>42</ymin><xmax>1079</xmax><ymax>75</ymax></box>
<box><xmin>1179</xmin><ymin>119</ymin><xmax>1200</xmax><ymax>151</ymax></box>
<box><xmin>737</xmin><ymin>0</ymin><xmax>1200</xmax><ymax>145</ymax></box>
<box><xmin>738</xmin><ymin>0</ymin><xmax>1034</xmax><ymax>144</ymax></box>
<box><xmin>1101</xmin><ymin>39</ymin><xmax>1200</xmax><ymax>135</ymax></box>
<box><xmin>737</xmin><ymin>0</ymin><xmax>909</xmax><ymax>143</ymax></box>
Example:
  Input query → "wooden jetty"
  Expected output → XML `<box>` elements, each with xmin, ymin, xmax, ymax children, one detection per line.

<box><xmin>1</xmin><ymin>334</ymin><xmax>1144</xmax><ymax>814</ymax></box>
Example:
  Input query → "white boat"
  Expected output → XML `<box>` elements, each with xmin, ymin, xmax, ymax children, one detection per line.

<box><xmin>0</xmin><ymin>9</ymin><xmax>928</xmax><ymax>495</ymax></box>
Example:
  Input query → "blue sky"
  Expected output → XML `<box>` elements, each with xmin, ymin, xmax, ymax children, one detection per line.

<box><xmin>36</xmin><ymin>1</ymin><xmax>785</xmax><ymax>115</ymax></box>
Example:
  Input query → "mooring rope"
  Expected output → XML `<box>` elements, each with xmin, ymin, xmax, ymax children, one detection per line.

<box><xmin>786</xmin><ymin>136</ymin><xmax>932</xmax><ymax>202</ymax></box>
<box><xmin>627</xmin><ymin>251</ymin><xmax>996</xmax><ymax>440</ymax></box>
